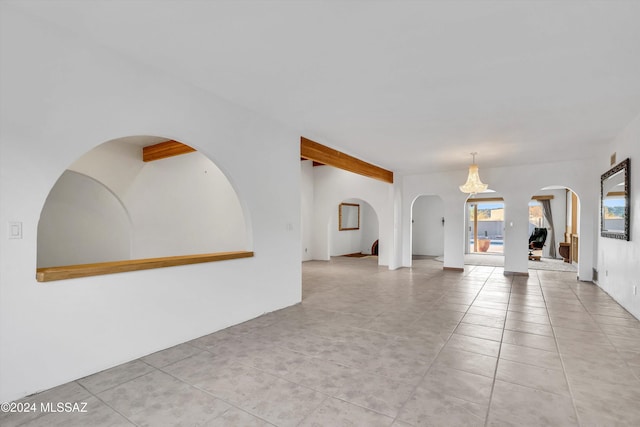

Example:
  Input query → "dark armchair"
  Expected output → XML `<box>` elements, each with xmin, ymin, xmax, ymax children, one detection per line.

<box><xmin>528</xmin><ymin>228</ymin><xmax>547</xmax><ymax>260</ymax></box>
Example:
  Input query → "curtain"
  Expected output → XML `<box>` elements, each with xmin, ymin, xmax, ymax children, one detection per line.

<box><xmin>540</xmin><ymin>199</ymin><xmax>556</xmax><ymax>258</ymax></box>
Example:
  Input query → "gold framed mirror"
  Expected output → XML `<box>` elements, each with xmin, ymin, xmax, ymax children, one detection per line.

<box><xmin>339</xmin><ymin>203</ymin><xmax>360</xmax><ymax>231</ymax></box>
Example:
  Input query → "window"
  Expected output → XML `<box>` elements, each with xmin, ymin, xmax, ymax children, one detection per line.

<box><xmin>529</xmin><ymin>200</ymin><xmax>548</xmax><ymax>229</ymax></box>
<box><xmin>467</xmin><ymin>201</ymin><xmax>504</xmax><ymax>254</ymax></box>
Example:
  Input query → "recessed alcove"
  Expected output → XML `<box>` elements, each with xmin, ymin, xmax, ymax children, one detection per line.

<box><xmin>329</xmin><ymin>198</ymin><xmax>380</xmax><ymax>258</ymax></box>
<box><xmin>37</xmin><ymin>135</ymin><xmax>252</xmax><ymax>281</ymax></box>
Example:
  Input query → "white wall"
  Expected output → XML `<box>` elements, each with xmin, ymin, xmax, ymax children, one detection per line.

<box><xmin>402</xmin><ymin>159</ymin><xmax>598</xmax><ymax>281</ymax></box>
<box><xmin>412</xmin><ymin>195</ymin><xmax>444</xmax><ymax>256</ymax></box>
<box><xmin>598</xmin><ymin>112</ymin><xmax>640</xmax><ymax>320</ymax></box>
<box><xmin>0</xmin><ymin>7</ymin><xmax>301</xmax><ymax>402</ymax></box>
<box><xmin>37</xmin><ymin>170</ymin><xmax>131</xmax><ymax>267</ymax></box>
<box><xmin>301</xmin><ymin>160</ymin><xmax>314</xmax><ymax>261</ymax></box>
<box><xmin>123</xmin><ymin>151</ymin><xmax>247</xmax><ymax>258</ymax></box>
<box><xmin>330</xmin><ymin>206</ymin><xmax>362</xmax><ymax>256</ymax></box>
<box><xmin>360</xmin><ymin>202</ymin><xmax>379</xmax><ymax>254</ymax></box>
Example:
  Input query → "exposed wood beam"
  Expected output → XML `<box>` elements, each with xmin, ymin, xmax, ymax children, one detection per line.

<box><xmin>300</xmin><ymin>137</ymin><xmax>393</xmax><ymax>183</ymax></box>
<box><xmin>143</xmin><ymin>140</ymin><xmax>196</xmax><ymax>162</ymax></box>
<box><xmin>466</xmin><ymin>195</ymin><xmax>554</xmax><ymax>203</ymax></box>
<box><xmin>467</xmin><ymin>197</ymin><xmax>504</xmax><ymax>203</ymax></box>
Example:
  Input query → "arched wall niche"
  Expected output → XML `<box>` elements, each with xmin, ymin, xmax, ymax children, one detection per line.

<box><xmin>410</xmin><ymin>194</ymin><xmax>445</xmax><ymax>257</ymax></box>
<box><xmin>329</xmin><ymin>198</ymin><xmax>380</xmax><ymax>257</ymax></box>
<box><xmin>37</xmin><ymin>170</ymin><xmax>132</xmax><ymax>268</ymax></box>
<box><xmin>37</xmin><ymin>135</ymin><xmax>251</xmax><ymax>276</ymax></box>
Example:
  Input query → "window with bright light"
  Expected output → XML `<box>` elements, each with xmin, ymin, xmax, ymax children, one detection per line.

<box><xmin>528</xmin><ymin>200</ymin><xmax>547</xmax><ymax>229</ymax></box>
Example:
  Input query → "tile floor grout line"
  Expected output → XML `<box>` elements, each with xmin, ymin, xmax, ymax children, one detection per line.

<box><xmin>540</xmin><ymin>271</ymin><xmax>582</xmax><ymax>426</ymax></box>
<box><xmin>175</xmin><ymin>340</ymin><xmax>414</xmax><ymax>424</ymax></box>
<box><xmin>294</xmin><ymin>395</ymin><xmax>332</xmax><ymax>427</ymax></box>
<box><xmin>75</xmin><ymin>359</ymin><xmax>159</xmax><ymax>396</ymax></box>
<box><xmin>556</xmin><ymin>277</ymin><xmax>640</xmax><ymax>426</ymax></box>
<box><xmin>89</xmin><ymin>391</ymin><xmax>140</xmax><ymax>427</ymax></box>
<box><xmin>482</xmin><ymin>268</ymin><xmax>514</xmax><ymax>427</ymax></box>
<box><xmin>156</xmin><ymin>361</ymin><xmax>283</xmax><ymax>426</ymax></box>
<box><xmin>565</xmin><ymin>279</ymin><xmax>640</xmax><ymax>377</ymax></box>
<box><xmin>390</xmin><ymin>264</ymin><xmax>497</xmax><ymax>426</ymax></box>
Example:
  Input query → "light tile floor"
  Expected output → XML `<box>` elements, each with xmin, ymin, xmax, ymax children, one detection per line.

<box><xmin>3</xmin><ymin>257</ymin><xmax>640</xmax><ymax>426</ymax></box>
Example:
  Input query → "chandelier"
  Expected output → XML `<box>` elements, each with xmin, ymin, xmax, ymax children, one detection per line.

<box><xmin>459</xmin><ymin>152</ymin><xmax>488</xmax><ymax>194</ymax></box>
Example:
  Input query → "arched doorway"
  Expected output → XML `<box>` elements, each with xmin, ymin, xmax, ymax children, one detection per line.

<box><xmin>461</xmin><ymin>190</ymin><xmax>505</xmax><ymax>269</ymax></box>
<box><xmin>527</xmin><ymin>186</ymin><xmax>579</xmax><ymax>274</ymax></box>
<box><xmin>410</xmin><ymin>195</ymin><xmax>444</xmax><ymax>260</ymax></box>
<box><xmin>328</xmin><ymin>198</ymin><xmax>380</xmax><ymax>258</ymax></box>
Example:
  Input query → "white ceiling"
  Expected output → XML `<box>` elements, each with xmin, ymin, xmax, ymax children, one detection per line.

<box><xmin>11</xmin><ymin>0</ymin><xmax>640</xmax><ymax>174</ymax></box>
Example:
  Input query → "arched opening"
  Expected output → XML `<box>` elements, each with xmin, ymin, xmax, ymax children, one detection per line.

<box><xmin>410</xmin><ymin>195</ymin><xmax>444</xmax><ymax>260</ymax></box>
<box><xmin>463</xmin><ymin>189</ymin><xmax>505</xmax><ymax>267</ymax></box>
<box><xmin>328</xmin><ymin>198</ymin><xmax>379</xmax><ymax>259</ymax></box>
<box><xmin>37</xmin><ymin>135</ymin><xmax>252</xmax><ymax>280</ymax></box>
<box><xmin>527</xmin><ymin>186</ymin><xmax>579</xmax><ymax>274</ymax></box>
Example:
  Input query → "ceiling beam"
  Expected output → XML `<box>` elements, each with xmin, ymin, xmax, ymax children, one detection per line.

<box><xmin>467</xmin><ymin>195</ymin><xmax>555</xmax><ymax>203</ymax></box>
<box><xmin>143</xmin><ymin>140</ymin><xmax>196</xmax><ymax>162</ymax></box>
<box><xmin>300</xmin><ymin>137</ymin><xmax>393</xmax><ymax>183</ymax></box>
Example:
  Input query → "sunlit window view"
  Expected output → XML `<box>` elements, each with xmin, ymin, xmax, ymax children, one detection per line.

<box><xmin>528</xmin><ymin>200</ymin><xmax>548</xmax><ymax>231</ymax></box>
<box><xmin>603</xmin><ymin>196</ymin><xmax>625</xmax><ymax>232</ymax></box>
<box><xmin>468</xmin><ymin>201</ymin><xmax>504</xmax><ymax>253</ymax></box>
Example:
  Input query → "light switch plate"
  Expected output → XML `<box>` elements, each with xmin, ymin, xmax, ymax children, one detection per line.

<box><xmin>9</xmin><ymin>222</ymin><xmax>22</xmax><ymax>239</ymax></box>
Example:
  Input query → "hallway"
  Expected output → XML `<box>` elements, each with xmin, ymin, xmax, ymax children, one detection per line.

<box><xmin>3</xmin><ymin>258</ymin><xmax>639</xmax><ymax>426</ymax></box>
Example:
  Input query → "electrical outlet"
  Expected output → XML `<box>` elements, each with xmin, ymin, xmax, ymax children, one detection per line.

<box><xmin>9</xmin><ymin>222</ymin><xmax>22</xmax><ymax>239</ymax></box>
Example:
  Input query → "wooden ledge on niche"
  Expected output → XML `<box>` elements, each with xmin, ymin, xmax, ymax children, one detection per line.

<box><xmin>36</xmin><ymin>251</ymin><xmax>254</xmax><ymax>282</ymax></box>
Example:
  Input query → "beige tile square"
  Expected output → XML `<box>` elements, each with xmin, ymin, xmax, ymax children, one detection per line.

<box><xmin>462</xmin><ymin>313</ymin><xmax>505</xmax><ymax>328</ymax></box>
<box><xmin>420</xmin><ymin>366</ymin><xmax>493</xmax><ymax>405</ymax></box>
<box><xmin>141</xmin><ymin>343</ymin><xmax>202</xmax><ymax>368</ymax></box>
<box><xmin>98</xmin><ymin>370</ymin><xmax>230</xmax><ymax>425</ymax></box>
<box><xmin>454</xmin><ymin>323</ymin><xmax>503</xmax><ymax>342</ymax></box>
<box><xmin>334</xmin><ymin>370</ymin><xmax>415</xmax><ymax>417</ymax></box>
<box><xmin>446</xmin><ymin>333</ymin><xmax>501</xmax><ymax>357</ymax></box>
<box><xmin>77</xmin><ymin>360</ymin><xmax>155</xmax><ymax>394</ymax></box>
<box><xmin>203</xmin><ymin>408</ymin><xmax>271</xmax><ymax>427</ymax></box>
<box><xmin>433</xmin><ymin>346</ymin><xmax>497</xmax><ymax>378</ymax></box>
<box><xmin>499</xmin><ymin>342</ymin><xmax>563</xmax><ymax>371</ymax></box>
<box><xmin>398</xmin><ymin>387</ymin><xmax>487</xmax><ymax>427</ymax></box>
<box><xmin>505</xmin><ymin>310</ymin><xmax>549</xmax><ymax>325</ymax></box>
<box><xmin>487</xmin><ymin>380</ymin><xmax>577</xmax><ymax>426</ymax></box>
<box><xmin>504</xmin><ymin>318</ymin><xmax>553</xmax><ymax>336</ymax></box>
<box><xmin>496</xmin><ymin>359</ymin><xmax>570</xmax><ymax>396</ymax></box>
<box><xmin>299</xmin><ymin>397</ymin><xmax>393</xmax><ymax>427</ymax></box>
<box><xmin>502</xmin><ymin>330</ymin><xmax>557</xmax><ymax>352</ymax></box>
